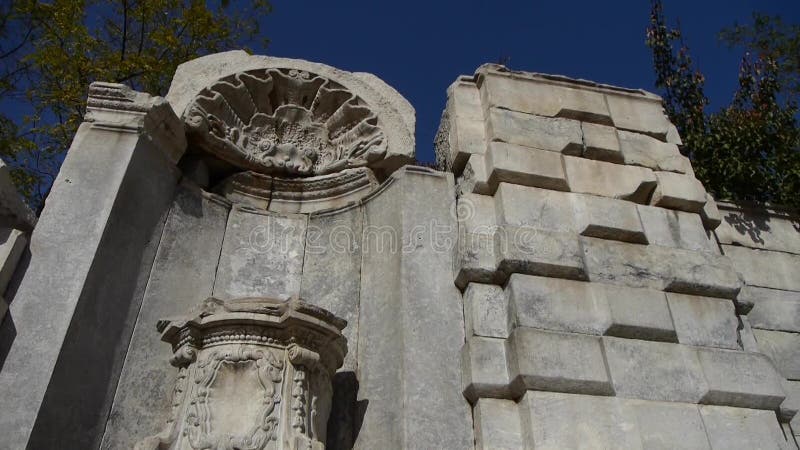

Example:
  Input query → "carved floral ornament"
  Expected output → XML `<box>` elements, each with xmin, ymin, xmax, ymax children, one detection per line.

<box><xmin>136</xmin><ymin>297</ymin><xmax>347</xmax><ymax>450</ymax></box>
<box><xmin>184</xmin><ymin>68</ymin><xmax>387</xmax><ymax>176</ymax></box>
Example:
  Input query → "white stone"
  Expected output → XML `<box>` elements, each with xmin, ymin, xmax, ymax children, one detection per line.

<box><xmin>563</xmin><ymin>155</ymin><xmax>657</xmax><ymax>203</ymax></box>
<box><xmin>461</xmin><ymin>336</ymin><xmax>512</xmax><ymax>402</ymax></box>
<box><xmin>637</xmin><ymin>205</ymin><xmax>718</xmax><ymax>253</ymax></box>
<box><xmin>581</xmin><ymin>122</ymin><xmax>623</xmax><ymax>163</ymax></box>
<box><xmin>723</xmin><ymin>245</ymin><xmax>800</xmax><ymax>292</ymax></box>
<box><xmin>780</xmin><ymin>379</ymin><xmax>800</xmax><ymax>422</ymax></box>
<box><xmin>716</xmin><ymin>204</ymin><xmax>800</xmax><ymax>255</ymax></box>
<box><xmin>753</xmin><ymin>329</ymin><xmax>800</xmax><ymax>380</ymax></box>
<box><xmin>493</xmin><ymin>183</ymin><xmax>575</xmax><ymax>232</ymax></box>
<box><xmin>473</xmin><ymin>398</ymin><xmax>524</xmax><ymax>450</ymax></box>
<box><xmin>666</xmin><ymin>292</ymin><xmax>739</xmax><ymax>349</ymax></box>
<box><xmin>486</xmin><ymin>142</ymin><xmax>569</xmax><ymax>193</ymax></box>
<box><xmin>700</xmin><ymin>193</ymin><xmax>722</xmax><ymax>230</ymax></box>
<box><xmin>507</xmin><ymin>328</ymin><xmax>613</xmax><ymax>396</ymax></box>
<box><xmin>629</xmin><ymin>400</ymin><xmax>710</xmax><ymax>450</ymax></box>
<box><xmin>496</xmin><ymin>226</ymin><xmax>586</xmax><ymax>281</ymax></box>
<box><xmin>604</xmin><ymin>284</ymin><xmax>676</xmax><ymax>342</ymax></box>
<box><xmin>700</xmin><ymin>405</ymin><xmax>792</xmax><ymax>450</ymax></box>
<box><xmin>459</xmin><ymin>153</ymin><xmax>492</xmax><ymax>195</ymax></box>
<box><xmin>741</xmin><ymin>286</ymin><xmax>800</xmax><ymax>333</ymax></box>
<box><xmin>617</xmin><ymin>129</ymin><xmax>690</xmax><ymax>173</ymax></box>
<box><xmin>650</xmin><ymin>171</ymin><xmax>707</xmax><ymax>213</ymax></box>
<box><xmin>606</xmin><ymin>92</ymin><xmax>672</xmax><ymax>140</ymax></box>
<box><xmin>464</xmin><ymin>283</ymin><xmax>511</xmax><ymax>339</ymax></box>
<box><xmin>487</xmin><ymin>108</ymin><xmax>583</xmax><ymax>155</ymax></box>
<box><xmin>603</xmin><ymin>337</ymin><xmax>709</xmax><ymax>403</ymax></box>
<box><xmin>697</xmin><ymin>347</ymin><xmax>786</xmax><ymax>410</ymax></box>
<box><xmin>573</xmin><ymin>193</ymin><xmax>647</xmax><ymax>243</ymax></box>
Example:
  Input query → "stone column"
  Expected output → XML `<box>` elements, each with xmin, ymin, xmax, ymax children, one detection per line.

<box><xmin>136</xmin><ymin>297</ymin><xmax>347</xmax><ymax>450</ymax></box>
<box><xmin>0</xmin><ymin>82</ymin><xmax>185</xmax><ymax>449</ymax></box>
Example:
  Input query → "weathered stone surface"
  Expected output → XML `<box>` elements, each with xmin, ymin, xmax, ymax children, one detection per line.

<box><xmin>455</xmin><ymin>229</ymin><xmax>501</xmax><ymax>289</ymax></box>
<box><xmin>741</xmin><ymin>286</ymin><xmax>800</xmax><ymax>333</ymax></box>
<box><xmin>629</xmin><ymin>400</ymin><xmax>711</xmax><ymax>450</ymax></box>
<box><xmin>605</xmin><ymin>284</ymin><xmax>676</xmax><ymax>342</ymax></box>
<box><xmin>473</xmin><ymin>398</ymin><xmax>524</xmax><ymax>450</ymax></box>
<box><xmin>101</xmin><ymin>185</ymin><xmax>229</xmax><ymax>450</ymax></box>
<box><xmin>701</xmin><ymin>193</ymin><xmax>722</xmax><ymax>230</ymax></box>
<box><xmin>582</xmin><ymin>236</ymin><xmax>742</xmax><ymax>299</ymax></box>
<box><xmin>581</xmin><ymin>122</ymin><xmax>623</xmax><ymax>163</ymax></box>
<box><xmin>637</xmin><ymin>205</ymin><xmax>718</xmax><ymax>253</ymax></box>
<box><xmin>357</xmin><ymin>168</ymin><xmax>472</xmax><ymax>449</ymax></box>
<box><xmin>461</xmin><ymin>336</ymin><xmax>511</xmax><ymax>402</ymax></box>
<box><xmin>780</xmin><ymin>379</ymin><xmax>800</xmax><ymax>422</ymax></box>
<box><xmin>487</xmin><ymin>108</ymin><xmax>583</xmax><ymax>155</ymax></box>
<box><xmin>563</xmin><ymin>155</ymin><xmax>657</xmax><ymax>202</ymax></box>
<box><xmin>459</xmin><ymin>153</ymin><xmax>492</xmax><ymax>195</ymax></box>
<box><xmin>494</xmin><ymin>183</ymin><xmax>574</xmax><ymax>232</ymax></box>
<box><xmin>519</xmin><ymin>391</ymin><xmax>643</xmax><ymax>450</ymax></box>
<box><xmin>478</xmin><ymin>70</ymin><xmax>612</xmax><ymax>124</ymax></box>
<box><xmin>573</xmin><ymin>193</ymin><xmax>647</xmax><ymax>243</ymax></box>
<box><xmin>697</xmin><ymin>347</ymin><xmax>786</xmax><ymax>409</ymax></box>
<box><xmin>300</xmin><ymin>205</ymin><xmax>362</xmax><ymax>372</ymax></box>
<box><xmin>0</xmin><ymin>227</ymin><xmax>27</xmax><ymax>294</ymax></box>
<box><xmin>723</xmin><ymin>245</ymin><xmax>800</xmax><ymax>292</ymax></box>
<box><xmin>486</xmin><ymin>142</ymin><xmax>568</xmax><ymax>193</ymax></box>
<box><xmin>508</xmin><ymin>328</ymin><xmax>613</xmax><ymax>396</ymax></box>
<box><xmin>506</xmin><ymin>274</ymin><xmax>611</xmax><ymax>336</ymax></box>
<box><xmin>753</xmin><ymin>329</ymin><xmax>800</xmax><ymax>380</ymax></box>
<box><xmin>496</xmin><ymin>226</ymin><xmax>587</xmax><ymax>281</ymax></box>
<box><xmin>464</xmin><ymin>283</ymin><xmax>511</xmax><ymax>338</ymax></box>
<box><xmin>666</xmin><ymin>292</ymin><xmax>739</xmax><ymax>349</ymax></box>
<box><xmin>617</xmin><ymin>129</ymin><xmax>690</xmax><ymax>173</ymax></box>
<box><xmin>603</xmin><ymin>337</ymin><xmax>709</xmax><ymax>403</ymax></box>
<box><xmin>0</xmin><ymin>87</ymin><xmax>183</xmax><ymax>449</ymax></box>
<box><xmin>606</xmin><ymin>92</ymin><xmax>672</xmax><ymax>139</ymax></box>
<box><xmin>739</xmin><ymin>316</ymin><xmax>761</xmax><ymax>352</ymax></box>
<box><xmin>716</xmin><ymin>203</ymin><xmax>800</xmax><ymax>255</ymax></box>
<box><xmin>700</xmin><ymin>405</ymin><xmax>791</xmax><ymax>450</ymax></box>
<box><xmin>213</xmin><ymin>206</ymin><xmax>306</xmax><ymax>300</ymax></box>
<box><xmin>166</xmin><ymin>51</ymin><xmax>415</xmax><ymax>172</ymax></box>
<box><xmin>0</xmin><ymin>159</ymin><xmax>36</xmax><ymax>231</ymax></box>
<box><xmin>650</xmin><ymin>171</ymin><xmax>707</xmax><ymax>213</ymax></box>
<box><xmin>438</xmin><ymin>79</ymin><xmax>487</xmax><ymax>174</ymax></box>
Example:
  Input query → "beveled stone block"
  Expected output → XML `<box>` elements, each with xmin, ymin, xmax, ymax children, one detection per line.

<box><xmin>563</xmin><ymin>155</ymin><xmax>657</xmax><ymax>203</ymax></box>
<box><xmin>617</xmin><ymin>129</ymin><xmax>690</xmax><ymax>173</ymax></box>
<box><xmin>603</xmin><ymin>337</ymin><xmax>709</xmax><ymax>403</ymax></box>
<box><xmin>629</xmin><ymin>400</ymin><xmax>711</xmax><ymax>450</ymax></box>
<box><xmin>464</xmin><ymin>283</ymin><xmax>511</xmax><ymax>339</ymax></box>
<box><xmin>496</xmin><ymin>226</ymin><xmax>587</xmax><ymax>281</ymax></box>
<box><xmin>723</xmin><ymin>245</ymin><xmax>800</xmax><ymax>292</ymax></box>
<box><xmin>650</xmin><ymin>171</ymin><xmax>707</xmax><ymax>213</ymax></box>
<box><xmin>741</xmin><ymin>286</ymin><xmax>800</xmax><ymax>333</ymax></box>
<box><xmin>461</xmin><ymin>336</ymin><xmax>512</xmax><ymax>402</ymax></box>
<box><xmin>700</xmin><ymin>405</ymin><xmax>791</xmax><ymax>450</ymax></box>
<box><xmin>473</xmin><ymin>399</ymin><xmax>524</xmax><ymax>450</ymax></box>
<box><xmin>494</xmin><ymin>183</ymin><xmax>575</xmax><ymax>232</ymax></box>
<box><xmin>581</xmin><ymin>122</ymin><xmax>623</xmax><ymax>163</ymax></box>
<box><xmin>666</xmin><ymin>293</ymin><xmax>739</xmax><ymax>349</ymax></box>
<box><xmin>508</xmin><ymin>328</ymin><xmax>613</xmax><ymax>396</ymax></box>
<box><xmin>486</xmin><ymin>142</ymin><xmax>569</xmax><ymax>193</ymax></box>
<box><xmin>637</xmin><ymin>205</ymin><xmax>718</xmax><ymax>253</ymax></box>
<box><xmin>605</xmin><ymin>284</ymin><xmax>676</xmax><ymax>342</ymax></box>
<box><xmin>700</xmin><ymin>193</ymin><xmax>722</xmax><ymax>230</ymax></box>
<box><xmin>753</xmin><ymin>328</ymin><xmax>800</xmax><ymax>380</ymax></box>
<box><xmin>487</xmin><ymin>108</ymin><xmax>583</xmax><ymax>155</ymax></box>
<box><xmin>697</xmin><ymin>347</ymin><xmax>786</xmax><ymax>410</ymax></box>
<box><xmin>573</xmin><ymin>193</ymin><xmax>647</xmax><ymax>244</ymax></box>
<box><xmin>606</xmin><ymin>92</ymin><xmax>672</xmax><ymax>140</ymax></box>
<box><xmin>715</xmin><ymin>203</ymin><xmax>800</xmax><ymax>255</ymax></box>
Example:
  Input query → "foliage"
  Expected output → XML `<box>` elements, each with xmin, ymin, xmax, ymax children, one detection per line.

<box><xmin>646</xmin><ymin>0</ymin><xmax>800</xmax><ymax>208</ymax></box>
<box><xmin>0</xmin><ymin>0</ymin><xmax>271</xmax><ymax>208</ymax></box>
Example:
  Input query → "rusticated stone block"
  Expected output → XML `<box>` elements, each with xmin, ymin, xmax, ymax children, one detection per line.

<box><xmin>629</xmin><ymin>400</ymin><xmax>711</xmax><ymax>449</ymax></box>
<box><xmin>494</xmin><ymin>183</ymin><xmax>575</xmax><ymax>232</ymax></box>
<box><xmin>700</xmin><ymin>193</ymin><xmax>722</xmax><ymax>230</ymax></box>
<box><xmin>455</xmin><ymin>230</ymin><xmax>501</xmax><ymax>289</ymax></box>
<box><xmin>606</xmin><ymin>92</ymin><xmax>672</xmax><ymax>140</ymax></box>
<box><xmin>666</xmin><ymin>293</ymin><xmax>739</xmax><ymax>349</ymax></box>
<box><xmin>464</xmin><ymin>283</ymin><xmax>511</xmax><ymax>339</ymax></box>
<box><xmin>507</xmin><ymin>328</ymin><xmax>613</xmax><ymax>396</ymax></box>
<box><xmin>741</xmin><ymin>286</ymin><xmax>800</xmax><ymax>333</ymax></box>
<box><xmin>581</xmin><ymin>122</ymin><xmax>623</xmax><ymax>163</ymax></box>
<box><xmin>459</xmin><ymin>153</ymin><xmax>492</xmax><ymax>195</ymax></box>
<box><xmin>518</xmin><ymin>392</ymin><xmax>643</xmax><ymax>450</ymax></box>
<box><xmin>723</xmin><ymin>245</ymin><xmax>800</xmax><ymax>292</ymax></box>
<box><xmin>478</xmin><ymin>70</ymin><xmax>612</xmax><ymax>124</ymax></box>
<box><xmin>582</xmin><ymin>237</ymin><xmax>742</xmax><ymax>299</ymax></box>
<box><xmin>487</xmin><ymin>108</ymin><xmax>583</xmax><ymax>155</ymax></box>
<box><xmin>650</xmin><ymin>171</ymin><xmax>707</xmax><ymax>213</ymax></box>
<box><xmin>753</xmin><ymin>329</ymin><xmax>800</xmax><ymax>380</ymax></box>
<box><xmin>780</xmin><ymin>379</ymin><xmax>800</xmax><ymax>422</ymax></box>
<box><xmin>715</xmin><ymin>203</ymin><xmax>800</xmax><ymax>255</ymax></box>
<box><xmin>603</xmin><ymin>337</ymin><xmax>709</xmax><ymax>403</ymax></box>
<box><xmin>496</xmin><ymin>226</ymin><xmax>587</xmax><ymax>281</ymax></box>
<box><xmin>506</xmin><ymin>274</ymin><xmax>612</xmax><ymax>336</ymax></box>
<box><xmin>605</xmin><ymin>284</ymin><xmax>676</xmax><ymax>342</ymax></box>
<box><xmin>637</xmin><ymin>205</ymin><xmax>718</xmax><ymax>253</ymax></box>
<box><xmin>458</xmin><ymin>192</ymin><xmax>497</xmax><ymax>234</ymax></box>
<box><xmin>617</xmin><ymin>129</ymin><xmax>691</xmax><ymax>173</ymax></box>
<box><xmin>697</xmin><ymin>347</ymin><xmax>786</xmax><ymax>409</ymax></box>
<box><xmin>700</xmin><ymin>405</ymin><xmax>791</xmax><ymax>449</ymax></box>
<box><xmin>573</xmin><ymin>193</ymin><xmax>647</xmax><ymax>244</ymax></box>
<box><xmin>486</xmin><ymin>142</ymin><xmax>569</xmax><ymax>193</ymax></box>
<box><xmin>563</xmin><ymin>155</ymin><xmax>657</xmax><ymax>203</ymax></box>
<box><xmin>473</xmin><ymin>399</ymin><xmax>524</xmax><ymax>450</ymax></box>
<box><xmin>461</xmin><ymin>336</ymin><xmax>512</xmax><ymax>402</ymax></box>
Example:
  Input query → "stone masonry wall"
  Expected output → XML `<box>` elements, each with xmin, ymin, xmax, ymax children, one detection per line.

<box><xmin>437</xmin><ymin>64</ymin><xmax>799</xmax><ymax>449</ymax></box>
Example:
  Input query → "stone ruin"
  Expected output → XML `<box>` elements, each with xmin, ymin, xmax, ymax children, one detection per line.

<box><xmin>0</xmin><ymin>50</ymin><xmax>798</xmax><ymax>449</ymax></box>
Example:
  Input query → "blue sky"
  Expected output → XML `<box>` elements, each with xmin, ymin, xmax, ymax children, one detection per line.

<box><xmin>256</xmin><ymin>0</ymin><xmax>800</xmax><ymax>163</ymax></box>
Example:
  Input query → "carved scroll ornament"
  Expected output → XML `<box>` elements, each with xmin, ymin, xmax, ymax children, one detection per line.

<box><xmin>184</xmin><ymin>68</ymin><xmax>387</xmax><ymax>176</ymax></box>
<box><xmin>135</xmin><ymin>297</ymin><xmax>347</xmax><ymax>450</ymax></box>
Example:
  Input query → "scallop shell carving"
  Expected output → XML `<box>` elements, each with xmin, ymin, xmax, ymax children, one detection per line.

<box><xmin>184</xmin><ymin>68</ymin><xmax>387</xmax><ymax>176</ymax></box>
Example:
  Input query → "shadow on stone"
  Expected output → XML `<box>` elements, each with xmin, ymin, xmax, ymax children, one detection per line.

<box><xmin>0</xmin><ymin>314</ymin><xmax>16</xmax><ymax>371</ymax></box>
<box><xmin>326</xmin><ymin>371</ymin><xmax>368</xmax><ymax>450</ymax></box>
<box><xmin>723</xmin><ymin>209</ymin><xmax>772</xmax><ymax>245</ymax></box>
